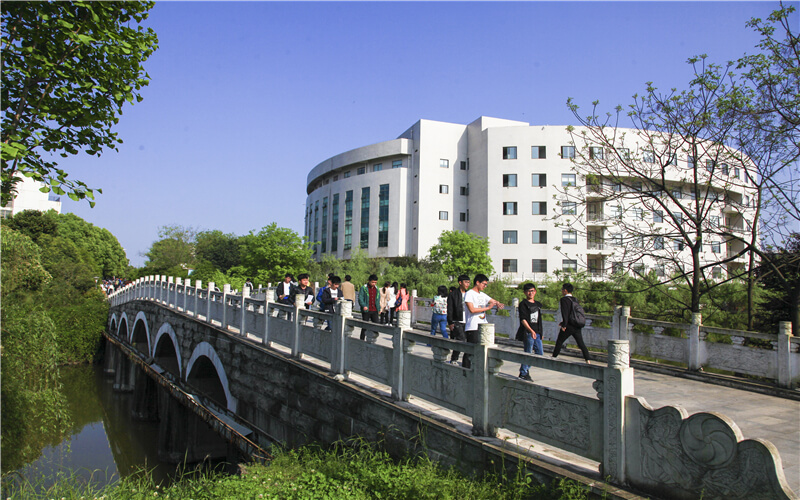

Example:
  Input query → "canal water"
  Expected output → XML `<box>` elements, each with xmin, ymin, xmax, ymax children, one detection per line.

<box><xmin>3</xmin><ymin>363</ymin><xmax>205</xmax><ymax>493</ymax></box>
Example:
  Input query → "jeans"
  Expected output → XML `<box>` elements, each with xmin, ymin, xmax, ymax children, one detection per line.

<box><xmin>519</xmin><ymin>332</ymin><xmax>543</xmax><ymax>377</ymax></box>
<box><xmin>430</xmin><ymin>313</ymin><xmax>448</xmax><ymax>338</ymax></box>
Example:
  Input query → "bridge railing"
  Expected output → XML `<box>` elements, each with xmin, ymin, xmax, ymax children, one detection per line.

<box><xmin>413</xmin><ymin>296</ymin><xmax>799</xmax><ymax>389</ymax></box>
<box><xmin>109</xmin><ymin>275</ymin><xmax>795</xmax><ymax>498</ymax></box>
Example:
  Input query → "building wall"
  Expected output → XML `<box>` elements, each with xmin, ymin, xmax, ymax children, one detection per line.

<box><xmin>1</xmin><ymin>174</ymin><xmax>62</xmax><ymax>218</ymax></box>
<box><xmin>305</xmin><ymin>117</ymin><xmax>757</xmax><ymax>283</ymax></box>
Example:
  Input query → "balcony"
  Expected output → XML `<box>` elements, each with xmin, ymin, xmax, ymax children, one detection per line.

<box><xmin>722</xmin><ymin>200</ymin><xmax>742</xmax><ymax>214</ymax></box>
<box><xmin>587</xmin><ymin>240</ymin><xmax>615</xmax><ymax>255</ymax></box>
<box><xmin>587</xmin><ymin>213</ymin><xmax>613</xmax><ymax>226</ymax></box>
<box><xmin>585</xmin><ymin>185</ymin><xmax>612</xmax><ymax>199</ymax></box>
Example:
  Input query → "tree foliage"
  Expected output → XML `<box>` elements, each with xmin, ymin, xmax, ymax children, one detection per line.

<box><xmin>1</xmin><ymin>1</ymin><xmax>159</xmax><ymax>207</ymax></box>
<box><xmin>141</xmin><ymin>224</ymin><xmax>197</xmax><ymax>276</ymax></box>
<box><xmin>239</xmin><ymin>223</ymin><xmax>314</xmax><ymax>285</ymax></box>
<box><xmin>195</xmin><ymin>229</ymin><xmax>240</xmax><ymax>273</ymax></box>
<box><xmin>426</xmin><ymin>230</ymin><xmax>494</xmax><ymax>282</ymax></box>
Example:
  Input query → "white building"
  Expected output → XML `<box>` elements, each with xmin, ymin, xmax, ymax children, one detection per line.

<box><xmin>305</xmin><ymin>116</ymin><xmax>756</xmax><ymax>283</ymax></box>
<box><xmin>0</xmin><ymin>174</ymin><xmax>62</xmax><ymax>218</ymax></box>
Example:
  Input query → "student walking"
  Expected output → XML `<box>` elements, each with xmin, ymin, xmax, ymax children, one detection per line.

<box><xmin>463</xmin><ymin>274</ymin><xmax>504</xmax><ymax>369</ymax></box>
<box><xmin>516</xmin><ymin>283</ymin><xmax>543</xmax><ymax>381</ymax></box>
<box><xmin>446</xmin><ymin>275</ymin><xmax>470</xmax><ymax>364</ymax></box>
<box><xmin>552</xmin><ymin>282</ymin><xmax>591</xmax><ymax>364</ymax></box>
<box><xmin>358</xmin><ymin>274</ymin><xmax>381</xmax><ymax>340</ymax></box>
<box><xmin>430</xmin><ymin>286</ymin><xmax>449</xmax><ymax>339</ymax></box>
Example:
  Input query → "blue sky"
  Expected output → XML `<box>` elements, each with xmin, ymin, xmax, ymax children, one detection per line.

<box><xmin>56</xmin><ymin>1</ymin><xmax>796</xmax><ymax>267</ymax></box>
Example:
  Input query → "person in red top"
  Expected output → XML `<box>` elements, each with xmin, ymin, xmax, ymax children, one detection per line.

<box><xmin>357</xmin><ymin>274</ymin><xmax>380</xmax><ymax>340</ymax></box>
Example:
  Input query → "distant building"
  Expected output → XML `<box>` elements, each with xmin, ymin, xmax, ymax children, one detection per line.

<box><xmin>1</xmin><ymin>174</ymin><xmax>62</xmax><ymax>218</ymax></box>
<box><xmin>305</xmin><ymin>116</ymin><xmax>756</xmax><ymax>282</ymax></box>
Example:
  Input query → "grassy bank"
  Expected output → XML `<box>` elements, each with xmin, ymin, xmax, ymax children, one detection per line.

<box><xmin>3</xmin><ymin>441</ymin><xmax>589</xmax><ymax>500</ymax></box>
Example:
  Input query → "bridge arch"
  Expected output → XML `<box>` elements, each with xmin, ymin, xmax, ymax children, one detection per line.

<box><xmin>153</xmin><ymin>323</ymin><xmax>182</xmax><ymax>379</ymax></box>
<box><xmin>116</xmin><ymin>312</ymin><xmax>131</xmax><ymax>340</ymax></box>
<box><xmin>185</xmin><ymin>342</ymin><xmax>237</xmax><ymax>412</ymax></box>
<box><xmin>131</xmin><ymin>311</ymin><xmax>152</xmax><ymax>357</ymax></box>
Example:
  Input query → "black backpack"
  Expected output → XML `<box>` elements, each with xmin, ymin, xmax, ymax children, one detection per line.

<box><xmin>568</xmin><ymin>297</ymin><xmax>587</xmax><ymax>328</ymax></box>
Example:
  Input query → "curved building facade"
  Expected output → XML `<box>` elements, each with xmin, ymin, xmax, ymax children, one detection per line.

<box><xmin>305</xmin><ymin>116</ymin><xmax>756</xmax><ymax>283</ymax></box>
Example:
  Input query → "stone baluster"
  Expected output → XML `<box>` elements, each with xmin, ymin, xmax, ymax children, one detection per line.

<box><xmin>192</xmin><ymin>280</ymin><xmax>201</xmax><ymax>317</ymax></box>
<box><xmin>391</xmin><ymin>310</ymin><xmax>412</xmax><ymax>401</ymax></box>
<box><xmin>777</xmin><ymin>321</ymin><xmax>794</xmax><ymax>388</ymax></box>
<box><xmin>263</xmin><ymin>286</ymin><xmax>273</xmax><ymax>346</ymax></box>
<box><xmin>222</xmin><ymin>284</ymin><xmax>231</xmax><ymax>330</ymax></box>
<box><xmin>472</xmin><ymin>322</ymin><xmax>496</xmax><ymax>437</ymax></box>
<box><xmin>206</xmin><ymin>282</ymin><xmax>215</xmax><ymax>324</ymax></box>
<box><xmin>410</xmin><ymin>290</ymin><xmax>418</xmax><ymax>325</ymax></box>
<box><xmin>603</xmin><ymin>339</ymin><xmax>634</xmax><ymax>485</ymax></box>
<box><xmin>292</xmin><ymin>294</ymin><xmax>306</xmax><ymax>358</ymax></box>
<box><xmin>331</xmin><ymin>300</ymin><xmax>353</xmax><ymax>379</ymax></box>
<box><xmin>175</xmin><ymin>277</ymin><xmax>183</xmax><ymax>310</ymax></box>
<box><xmin>241</xmin><ymin>285</ymin><xmax>250</xmax><ymax>337</ymax></box>
<box><xmin>688</xmin><ymin>313</ymin><xmax>704</xmax><ymax>371</ymax></box>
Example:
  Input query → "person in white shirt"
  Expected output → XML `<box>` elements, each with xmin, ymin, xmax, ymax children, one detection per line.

<box><xmin>462</xmin><ymin>273</ymin><xmax>504</xmax><ymax>369</ymax></box>
<box><xmin>277</xmin><ymin>273</ymin><xmax>294</xmax><ymax>305</ymax></box>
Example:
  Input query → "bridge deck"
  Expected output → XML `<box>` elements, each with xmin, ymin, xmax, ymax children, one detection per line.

<box><xmin>255</xmin><ymin>325</ymin><xmax>800</xmax><ymax>494</ymax></box>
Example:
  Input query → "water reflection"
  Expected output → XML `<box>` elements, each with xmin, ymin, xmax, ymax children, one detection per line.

<box><xmin>7</xmin><ymin>364</ymin><xmax>187</xmax><ymax>492</ymax></box>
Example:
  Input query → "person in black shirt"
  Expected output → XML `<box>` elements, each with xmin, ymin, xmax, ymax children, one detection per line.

<box><xmin>516</xmin><ymin>283</ymin><xmax>543</xmax><ymax>381</ymax></box>
<box><xmin>446</xmin><ymin>274</ymin><xmax>470</xmax><ymax>364</ymax></box>
<box><xmin>553</xmin><ymin>282</ymin><xmax>591</xmax><ymax>364</ymax></box>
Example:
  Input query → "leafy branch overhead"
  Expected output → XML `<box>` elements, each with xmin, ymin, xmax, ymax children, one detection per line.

<box><xmin>1</xmin><ymin>1</ymin><xmax>159</xmax><ymax>207</ymax></box>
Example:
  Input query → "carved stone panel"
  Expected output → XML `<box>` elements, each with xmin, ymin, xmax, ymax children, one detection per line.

<box><xmin>492</xmin><ymin>381</ymin><xmax>603</xmax><ymax>462</ymax></box>
<box><xmin>404</xmin><ymin>355</ymin><xmax>471</xmax><ymax>414</ymax></box>
<box><xmin>345</xmin><ymin>339</ymin><xmax>392</xmax><ymax>386</ymax></box>
<box><xmin>626</xmin><ymin>396</ymin><xmax>795</xmax><ymax>500</ymax></box>
<box><xmin>298</xmin><ymin>325</ymin><xmax>331</xmax><ymax>362</ymax></box>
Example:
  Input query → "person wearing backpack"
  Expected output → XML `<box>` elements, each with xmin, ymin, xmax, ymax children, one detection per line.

<box><xmin>553</xmin><ymin>282</ymin><xmax>591</xmax><ymax>364</ymax></box>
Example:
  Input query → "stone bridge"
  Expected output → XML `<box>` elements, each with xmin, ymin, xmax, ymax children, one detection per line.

<box><xmin>106</xmin><ymin>276</ymin><xmax>797</xmax><ymax>499</ymax></box>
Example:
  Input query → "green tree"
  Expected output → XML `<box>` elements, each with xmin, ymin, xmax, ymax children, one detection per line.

<box><xmin>195</xmin><ymin>229</ymin><xmax>241</xmax><ymax>273</ymax></box>
<box><xmin>57</xmin><ymin>212</ymin><xmax>128</xmax><ymax>277</ymax></box>
<box><xmin>239</xmin><ymin>223</ymin><xmax>314</xmax><ymax>284</ymax></box>
<box><xmin>427</xmin><ymin>230</ymin><xmax>494</xmax><ymax>282</ymax></box>
<box><xmin>142</xmin><ymin>224</ymin><xmax>197</xmax><ymax>276</ymax></box>
<box><xmin>1</xmin><ymin>1</ymin><xmax>159</xmax><ymax>207</ymax></box>
<box><xmin>758</xmin><ymin>233</ymin><xmax>800</xmax><ymax>335</ymax></box>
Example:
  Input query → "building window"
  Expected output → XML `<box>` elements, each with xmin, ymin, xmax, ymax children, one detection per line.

<box><xmin>672</xmin><ymin>188</ymin><xmax>682</xmax><ymax>199</ymax></box>
<box><xmin>503</xmin><ymin>202</ymin><xmax>518</xmax><ymax>215</ymax></box>
<box><xmin>632</xmin><ymin>181</ymin><xmax>643</xmax><ymax>191</ymax></box>
<box><xmin>503</xmin><ymin>174</ymin><xmax>517</xmax><ymax>187</ymax></box>
<box><xmin>532</xmin><ymin>201</ymin><xmax>547</xmax><ymax>215</ymax></box>
<box><xmin>333</xmin><ymin>175</ymin><xmax>339</xmax><ymax>182</ymax></box>
<box><xmin>705</xmin><ymin>160</ymin><xmax>714</xmax><ymax>172</ymax></box>
<box><xmin>562</xmin><ymin>173</ymin><xmax>576</xmax><ymax>186</ymax></box>
<box><xmin>562</xmin><ymin>230</ymin><xmax>577</xmax><ymax>244</ymax></box>
<box><xmin>563</xmin><ymin>259</ymin><xmax>578</xmax><ymax>273</ymax></box>
<box><xmin>633</xmin><ymin>263</ymin><xmax>646</xmax><ymax>275</ymax></box>
<box><xmin>532</xmin><ymin>230</ymin><xmax>547</xmax><ymax>244</ymax></box>
<box><xmin>531</xmin><ymin>146</ymin><xmax>546</xmax><ymax>159</ymax></box>
<box><xmin>502</xmin><ymin>259</ymin><xmax>518</xmax><ymax>273</ymax></box>
<box><xmin>392</xmin><ymin>160</ymin><xmax>402</xmax><ymax>169</ymax></box>
<box><xmin>590</xmin><ymin>147</ymin><xmax>604</xmax><ymax>159</ymax></box>
<box><xmin>532</xmin><ymin>173</ymin><xmax>547</xmax><ymax>187</ymax></box>
<box><xmin>672</xmin><ymin>211</ymin><xmax>683</xmax><ymax>225</ymax></box>
<box><xmin>654</xmin><ymin>236</ymin><xmax>664</xmax><ymax>250</ymax></box>
<box><xmin>612</xmin><ymin>262</ymin><xmax>623</xmax><ymax>274</ymax></box>
<box><xmin>610</xmin><ymin>234</ymin><xmax>623</xmax><ymax>247</ymax></box>
<box><xmin>503</xmin><ymin>146</ymin><xmax>517</xmax><ymax>159</ymax></box>
<box><xmin>357</xmin><ymin>167</ymin><xmax>366</xmax><ymax>175</ymax></box>
<box><xmin>532</xmin><ymin>259</ymin><xmax>547</xmax><ymax>273</ymax></box>
<box><xmin>503</xmin><ymin>230</ymin><xmax>518</xmax><ymax>244</ymax></box>
<box><xmin>673</xmin><ymin>239</ymin><xmax>684</xmax><ymax>251</ymax></box>
<box><xmin>721</xmin><ymin>163</ymin><xmax>729</xmax><ymax>176</ymax></box>
<box><xmin>460</xmin><ymin>160</ymin><xmax>468</xmax><ymax>170</ymax></box>
<box><xmin>378</xmin><ymin>184</ymin><xmax>389</xmax><ymax>248</ymax></box>
<box><xmin>710</xmin><ymin>216</ymin><xmax>720</xmax><ymax>227</ymax></box>
<box><xmin>344</xmin><ymin>190</ymin><xmax>353</xmax><ymax>250</ymax></box>
<box><xmin>439</xmin><ymin>211</ymin><xmax>449</xmax><ymax>220</ymax></box>
<box><xmin>612</xmin><ymin>182</ymin><xmax>622</xmax><ymax>192</ymax></box>
<box><xmin>331</xmin><ymin>194</ymin><xmax>339</xmax><ymax>253</ymax></box>
<box><xmin>633</xmin><ymin>207</ymin><xmax>644</xmax><ymax>220</ymax></box>
<box><xmin>712</xmin><ymin>267</ymin><xmax>723</xmax><ymax>279</ymax></box>
<box><xmin>344</xmin><ymin>171</ymin><xmax>351</xmax><ymax>178</ymax></box>
<box><xmin>313</xmin><ymin>200</ymin><xmax>319</xmax><ymax>253</ymax></box>
<box><xmin>711</xmin><ymin>241</ymin><xmax>721</xmax><ymax>253</ymax></box>
<box><xmin>562</xmin><ymin>202</ymin><xmax>577</xmax><ymax>215</ymax></box>
<box><xmin>440</xmin><ymin>159</ymin><xmax>449</xmax><ymax>168</ymax></box>
<box><xmin>733</xmin><ymin>167</ymin><xmax>740</xmax><ymax>179</ymax></box>
<box><xmin>668</xmin><ymin>153</ymin><xmax>677</xmax><ymax>166</ymax></box>
<box><xmin>460</xmin><ymin>185</ymin><xmax>469</xmax><ymax>196</ymax></box>
<box><xmin>321</xmin><ymin>197</ymin><xmax>328</xmax><ymax>253</ymax></box>
<box><xmin>360</xmin><ymin>187</ymin><xmax>370</xmax><ymax>248</ymax></box>
<box><xmin>687</xmin><ymin>155</ymin><xmax>696</xmax><ymax>168</ymax></box>
<box><xmin>619</xmin><ymin>148</ymin><xmax>631</xmax><ymax>160</ymax></box>
<box><xmin>373</xmin><ymin>163</ymin><xmax>382</xmax><ymax>172</ymax></box>
<box><xmin>643</xmin><ymin>150</ymin><xmax>655</xmax><ymax>163</ymax></box>
<box><xmin>561</xmin><ymin>146</ymin><xmax>575</xmax><ymax>159</ymax></box>
<box><xmin>610</xmin><ymin>205</ymin><xmax>623</xmax><ymax>219</ymax></box>
<box><xmin>439</xmin><ymin>184</ymin><xmax>449</xmax><ymax>194</ymax></box>
<box><xmin>654</xmin><ymin>264</ymin><xmax>665</xmax><ymax>277</ymax></box>
<box><xmin>653</xmin><ymin>210</ymin><xmax>663</xmax><ymax>223</ymax></box>
<box><xmin>459</xmin><ymin>212</ymin><xmax>467</xmax><ymax>222</ymax></box>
